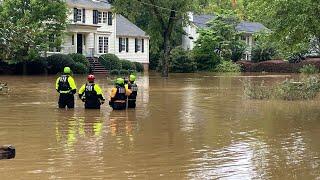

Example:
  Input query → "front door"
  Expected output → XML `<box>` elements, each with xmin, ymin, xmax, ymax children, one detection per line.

<box><xmin>77</xmin><ymin>34</ymin><xmax>83</xmax><ymax>54</ymax></box>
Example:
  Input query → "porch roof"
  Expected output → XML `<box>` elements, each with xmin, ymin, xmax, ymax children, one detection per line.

<box><xmin>67</xmin><ymin>24</ymin><xmax>101</xmax><ymax>33</ymax></box>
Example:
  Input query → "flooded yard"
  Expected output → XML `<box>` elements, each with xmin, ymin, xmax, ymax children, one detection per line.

<box><xmin>0</xmin><ymin>73</ymin><xmax>320</xmax><ymax>179</ymax></box>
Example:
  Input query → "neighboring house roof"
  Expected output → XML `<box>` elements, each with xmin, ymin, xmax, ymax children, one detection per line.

<box><xmin>192</xmin><ymin>14</ymin><xmax>268</xmax><ymax>34</ymax></box>
<box><xmin>236</xmin><ymin>21</ymin><xmax>269</xmax><ymax>33</ymax></box>
<box><xmin>116</xmin><ymin>15</ymin><xmax>149</xmax><ymax>38</ymax></box>
<box><xmin>66</xmin><ymin>0</ymin><xmax>111</xmax><ymax>10</ymax></box>
<box><xmin>193</xmin><ymin>14</ymin><xmax>214</xmax><ymax>28</ymax></box>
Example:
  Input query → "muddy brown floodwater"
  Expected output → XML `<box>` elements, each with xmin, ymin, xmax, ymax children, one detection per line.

<box><xmin>0</xmin><ymin>73</ymin><xmax>320</xmax><ymax>179</ymax></box>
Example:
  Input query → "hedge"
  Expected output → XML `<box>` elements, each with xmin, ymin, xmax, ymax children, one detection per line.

<box><xmin>99</xmin><ymin>53</ymin><xmax>121</xmax><ymax>70</ymax></box>
<box><xmin>237</xmin><ymin>58</ymin><xmax>320</xmax><ymax>73</ymax></box>
<box><xmin>121</xmin><ymin>59</ymin><xmax>136</xmax><ymax>70</ymax></box>
<box><xmin>68</xmin><ymin>53</ymin><xmax>90</xmax><ymax>68</ymax></box>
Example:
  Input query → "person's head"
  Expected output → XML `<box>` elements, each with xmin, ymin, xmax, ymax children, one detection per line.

<box><xmin>63</xmin><ymin>67</ymin><xmax>71</xmax><ymax>74</ymax></box>
<box><xmin>129</xmin><ymin>74</ymin><xmax>136</xmax><ymax>82</ymax></box>
<box><xmin>116</xmin><ymin>78</ymin><xmax>124</xmax><ymax>86</ymax></box>
<box><xmin>87</xmin><ymin>74</ymin><xmax>95</xmax><ymax>83</ymax></box>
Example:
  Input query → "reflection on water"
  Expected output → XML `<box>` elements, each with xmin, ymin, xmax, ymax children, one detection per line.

<box><xmin>0</xmin><ymin>73</ymin><xmax>320</xmax><ymax>179</ymax></box>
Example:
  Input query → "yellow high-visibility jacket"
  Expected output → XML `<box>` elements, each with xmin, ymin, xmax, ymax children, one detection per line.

<box><xmin>55</xmin><ymin>75</ymin><xmax>77</xmax><ymax>94</ymax></box>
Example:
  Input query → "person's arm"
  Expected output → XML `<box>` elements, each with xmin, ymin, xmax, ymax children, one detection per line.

<box><xmin>68</xmin><ymin>76</ymin><xmax>77</xmax><ymax>94</ymax></box>
<box><xmin>55</xmin><ymin>77</ymin><xmax>60</xmax><ymax>92</ymax></box>
<box><xmin>94</xmin><ymin>84</ymin><xmax>105</xmax><ymax>101</ymax></box>
<box><xmin>78</xmin><ymin>84</ymin><xmax>85</xmax><ymax>99</ymax></box>
<box><xmin>125</xmin><ymin>85</ymin><xmax>132</xmax><ymax>96</ymax></box>
<box><xmin>110</xmin><ymin>88</ymin><xmax>117</xmax><ymax>99</ymax></box>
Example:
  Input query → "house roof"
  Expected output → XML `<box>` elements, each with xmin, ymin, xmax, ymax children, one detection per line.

<box><xmin>116</xmin><ymin>15</ymin><xmax>149</xmax><ymax>38</ymax></box>
<box><xmin>193</xmin><ymin>14</ymin><xmax>214</xmax><ymax>28</ymax></box>
<box><xmin>192</xmin><ymin>14</ymin><xmax>268</xmax><ymax>34</ymax></box>
<box><xmin>66</xmin><ymin>0</ymin><xmax>111</xmax><ymax>10</ymax></box>
<box><xmin>236</xmin><ymin>21</ymin><xmax>269</xmax><ymax>33</ymax></box>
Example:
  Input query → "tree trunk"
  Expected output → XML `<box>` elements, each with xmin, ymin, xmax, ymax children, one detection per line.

<box><xmin>161</xmin><ymin>10</ymin><xmax>176</xmax><ymax>77</ymax></box>
<box><xmin>22</xmin><ymin>61</ymin><xmax>27</xmax><ymax>75</ymax></box>
<box><xmin>162</xmin><ymin>32</ymin><xmax>170</xmax><ymax>77</ymax></box>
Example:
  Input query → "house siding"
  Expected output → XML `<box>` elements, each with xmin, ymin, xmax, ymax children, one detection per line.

<box><xmin>115</xmin><ymin>37</ymin><xmax>149</xmax><ymax>64</ymax></box>
<box><xmin>54</xmin><ymin>3</ymin><xmax>149</xmax><ymax>67</ymax></box>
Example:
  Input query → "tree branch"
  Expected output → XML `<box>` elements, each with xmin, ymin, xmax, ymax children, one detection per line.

<box><xmin>147</xmin><ymin>0</ymin><xmax>166</xmax><ymax>29</ymax></box>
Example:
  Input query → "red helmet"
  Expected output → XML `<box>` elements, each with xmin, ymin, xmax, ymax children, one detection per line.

<box><xmin>87</xmin><ymin>74</ymin><xmax>95</xmax><ymax>82</ymax></box>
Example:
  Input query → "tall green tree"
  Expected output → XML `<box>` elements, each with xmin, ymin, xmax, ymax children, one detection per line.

<box><xmin>112</xmin><ymin>0</ymin><xmax>194</xmax><ymax>77</ymax></box>
<box><xmin>193</xmin><ymin>12</ymin><xmax>245</xmax><ymax>70</ymax></box>
<box><xmin>246</xmin><ymin>0</ymin><xmax>320</xmax><ymax>57</ymax></box>
<box><xmin>0</xmin><ymin>0</ymin><xmax>67</xmax><ymax>65</ymax></box>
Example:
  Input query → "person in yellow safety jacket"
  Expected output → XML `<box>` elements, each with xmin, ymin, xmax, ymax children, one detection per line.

<box><xmin>55</xmin><ymin>67</ymin><xmax>77</xmax><ymax>108</ymax></box>
<box><xmin>125</xmin><ymin>74</ymin><xmax>138</xmax><ymax>108</ymax></box>
<box><xmin>78</xmin><ymin>74</ymin><xmax>105</xmax><ymax>109</ymax></box>
<box><xmin>109</xmin><ymin>78</ymin><xmax>131</xmax><ymax>110</ymax></box>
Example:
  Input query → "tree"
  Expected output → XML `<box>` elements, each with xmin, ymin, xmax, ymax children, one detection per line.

<box><xmin>112</xmin><ymin>0</ymin><xmax>194</xmax><ymax>77</ymax></box>
<box><xmin>193</xmin><ymin>12</ymin><xmax>245</xmax><ymax>70</ymax></box>
<box><xmin>0</xmin><ymin>0</ymin><xmax>67</xmax><ymax>67</ymax></box>
<box><xmin>246</xmin><ymin>0</ymin><xmax>320</xmax><ymax>57</ymax></box>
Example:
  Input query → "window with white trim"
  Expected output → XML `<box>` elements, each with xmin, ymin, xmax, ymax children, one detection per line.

<box><xmin>76</xmin><ymin>9</ymin><xmax>82</xmax><ymax>22</ymax></box>
<box><xmin>98</xmin><ymin>36</ymin><xmax>108</xmax><ymax>54</ymax></box>
<box><xmin>103</xmin><ymin>12</ymin><xmax>107</xmax><ymax>23</ymax></box>
<box><xmin>49</xmin><ymin>34</ymin><xmax>61</xmax><ymax>52</ymax></box>
<box><xmin>98</xmin><ymin>11</ymin><xmax>102</xmax><ymax>23</ymax></box>
<box><xmin>135</xmin><ymin>38</ymin><xmax>144</xmax><ymax>53</ymax></box>
<box><xmin>119</xmin><ymin>37</ymin><xmax>128</xmax><ymax>52</ymax></box>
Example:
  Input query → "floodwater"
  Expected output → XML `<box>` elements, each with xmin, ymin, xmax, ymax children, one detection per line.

<box><xmin>0</xmin><ymin>73</ymin><xmax>320</xmax><ymax>179</ymax></box>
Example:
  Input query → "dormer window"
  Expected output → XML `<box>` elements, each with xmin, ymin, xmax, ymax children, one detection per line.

<box><xmin>93</xmin><ymin>10</ymin><xmax>112</xmax><ymax>25</ymax></box>
<box><xmin>74</xmin><ymin>8</ymin><xmax>85</xmax><ymax>23</ymax></box>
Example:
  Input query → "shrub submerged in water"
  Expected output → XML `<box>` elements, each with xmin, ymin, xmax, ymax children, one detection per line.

<box><xmin>215</xmin><ymin>60</ymin><xmax>241</xmax><ymax>73</ymax></box>
<box><xmin>244</xmin><ymin>76</ymin><xmax>320</xmax><ymax>100</ymax></box>
<box><xmin>299</xmin><ymin>64</ymin><xmax>319</xmax><ymax>74</ymax></box>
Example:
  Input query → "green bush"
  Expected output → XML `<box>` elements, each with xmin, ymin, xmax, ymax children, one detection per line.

<box><xmin>110</xmin><ymin>69</ymin><xmax>120</xmax><ymax>76</ymax></box>
<box><xmin>26</xmin><ymin>57</ymin><xmax>48</xmax><ymax>74</ymax></box>
<box><xmin>73</xmin><ymin>62</ymin><xmax>88</xmax><ymax>74</ymax></box>
<box><xmin>47</xmin><ymin>54</ymin><xmax>75</xmax><ymax>74</ymax></box>
<box><xmin>68</xmin><ymin>53</ymin><xmax>90</xmax><ymax>68</ymax></box>
<box><xmin>169</xmin><ymin>47</ymin><xmax>196</xmax><ymax>73</ymax></box>
<box><xmin>121</xmin><ymin>59</ymin><xmax>136</xmax><ymax>70</ymax></box>
<box><xmin>251</xmin><ymin>45</ymin><xmax>277</xmax><ymax>63</ymax></box>
<box><xmin>119</xmin><ymin>69</ymin><xmax>130</xmax><ymax>75</ymax></box>
<box><xmin>215</xmin><ymin>60</ymin><xmax>241</xmax><ymax>72</ymax></box>
<box><xmin>299</xmin><ymin>64</ymin><xmax>319</xmax><ymax>74</ymax></box>
<box><xmin>134</xmin><ymin>62</ymin><xmax>144</xmax><ymax>72</ymax></box>
<box><xmin>193</xmin><ymin>53</ymin><xmax>221</xmax><ymax>71</ymax></box>
<box><xmin>287</xmin><ymin>51</ymin><xmax>307</xmax><ymax>63</ymax></box>
<box><xmin>244</xmin><ymin>76</ymin><xmax>320</xmax><ymax>100</ymax></box>
<box><xmin>231</xmin><ymin>41</ymin><xmax>247</xmax><ymax>62</ymax></box>
<box><xmin>99</xmin><ymin>53</ymin><xmax>121</xmax><ymax>70</ymax></box>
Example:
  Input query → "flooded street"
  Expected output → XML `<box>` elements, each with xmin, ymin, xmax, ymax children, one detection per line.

<box><xmin>0</xmin><ymin>73</ymin><xmax>320</xmax><ymax>179</ymax></box>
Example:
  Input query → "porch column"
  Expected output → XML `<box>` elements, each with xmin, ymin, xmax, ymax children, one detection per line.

<box><xmin>73</xmin><ymin>33</ymin><xmax>77</xmax><ymax>54</ymax></box>
<box><xmin>87</xmin><ymin>33</ymin><xmax>95</xmax><ymax>57</ymax></box>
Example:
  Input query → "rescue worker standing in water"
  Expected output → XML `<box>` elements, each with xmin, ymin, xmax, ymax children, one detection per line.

<box><xmin>78</xmin><ymin>74</ymin><xmax>105</xmax><ymax>109</ymax></box>
<box><xmin>55</xmin><ymin>67</ymin><xmax>77</xmax><ymax>109</ymax></box>
<box><xmin>125</xmin><ymin>75</ymin><xmax>138</xmax><ymax>108</ymax></box>
<box><xmin>109</xmin><ymin>78</ymin><xmax>131</xmax><ymax>110</ymax></box>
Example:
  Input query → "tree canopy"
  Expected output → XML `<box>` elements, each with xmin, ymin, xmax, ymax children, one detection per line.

<box><xmin>0</xmin><ymin>0</ymin><xmax>67</xmax><ymax>63</ymax></box>
<box><xmin>246</xmin><ymin>0</ymin><xmax>320</xmax><ymax>57</ymax></box>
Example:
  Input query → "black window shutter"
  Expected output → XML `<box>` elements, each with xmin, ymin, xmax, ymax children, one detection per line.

<box><xmin>135</xmin><ymin>38</ymin><xmax>138</xmax><ymax>52</ymax></box>
<box><xmin>126</xmin><ymin>38</ymin><xmax>129</xmax><ymax>52</ymax></box>
<box><xmin>119</xmin><ymin>38</ymin><xmax>122</xmax><ymax>52</ymax></box>
<box><xmin>93</xmin><ymin>10</ymin><xmax>98</xmax><ymax>24</ymax></box>
<box><xmin>74</xmin><ymin>8</ymin><xmax>77</xmax><ymax>22</ymax></box>
<box><xmin>82</xmin><ymin>9</ymin><xmax>86</xmax><ymax>23</ymax></box>
<box><xmin>142</xmin><ymin>39</ymin><xmax>144</xmax><ymax>53</ymax></box>
<box><xmin>108</xmin><ymin>12</ymin><xmax>113</xmax><ymax>25</ymax></box>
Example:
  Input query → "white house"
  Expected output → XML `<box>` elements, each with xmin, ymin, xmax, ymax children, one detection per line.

<box><xmin>48</xmin><ymin>0</ymin><xmax>149</xmax><ymax>69</ymax></box>
<box><xmin>182</xmin><ymin>13</ymin><xmax>268</xmax><ymax>61</ymax></box>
